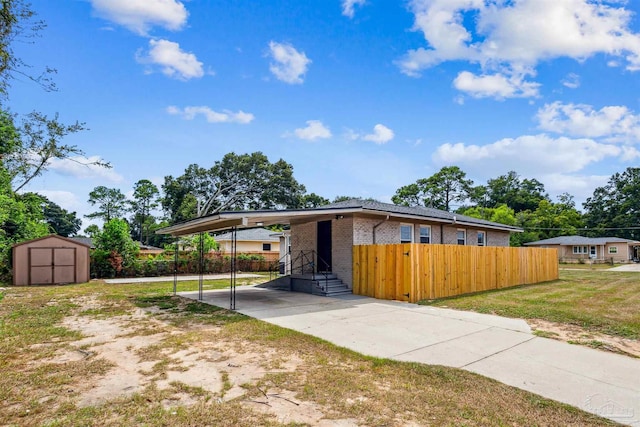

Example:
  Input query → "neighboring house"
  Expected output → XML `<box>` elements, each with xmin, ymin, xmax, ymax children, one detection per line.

<box><xmin>159</xmin><ymin>199</ymin><xmax>522</xmax><ymax>289</ymax></box>
<box><xmin>70</xmin><ymin>237</ymin><xmax>164</xmax><ymax>255</ymax></box>
<box><xmin>70</xmin><ymin>237</ymin><xmax>95</xmax><ymax>249</ymax></box>
<box><xmin>214</xmin><ymin>227</ymin><xmax>280</xmax><ymax>254</ymax></box>
<box><xmin>525</xmin><ymin>236</ymin><xmax>640</xmax><ymax>263</ymax></box>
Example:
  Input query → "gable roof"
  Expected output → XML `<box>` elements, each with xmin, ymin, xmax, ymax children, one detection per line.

<box><xmin>215</xmin><ymin>227</ymin><xmax>280</xmax><ymax>242</ymax></box>
<box><xmin>525</xmin><ymin>236</ymin><xmax>640</xmax><ymax>246</ymax></box>
<box><xmin>70</xmin><ymin>236</ymin><xmax>94</xmax><ymax>248</ymax></box>
<box><xmin>157</xmin><ymin>198</ymin><xmax>523</xmax><ymax>236</ymax></box>
<box><xmin>12</xmin><ymin>234</ymin><xmax>92</xmax><ymax>249</ymax></box>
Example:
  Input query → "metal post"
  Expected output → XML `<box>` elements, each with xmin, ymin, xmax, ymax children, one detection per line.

<box><xmin>173</xmin><ymin>236</ymin><xmax>179</xmax><ymax>296</ymax></box>
<box><xmin>229</xmin><ymin>226</ymin><xmax>237</xmax><ymax>310</ymax></box>
<box><xmin>198</xmin><ymin>232</ymin><xmax>204</xmax><ymax>301</ymax></box>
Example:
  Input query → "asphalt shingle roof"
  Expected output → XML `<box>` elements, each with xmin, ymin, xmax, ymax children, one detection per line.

<box><xmin>525</xmin><ymin>236</ymin><xmax>639</xmax><ymax>246</ymax></box>
<box><xmin>322</xmin><ymin>199</ymin><xmax>521</xmax><ymax>231</ymax></box>
<box><xmin>214</xmin><ymin>227</ymin><xmax>280</xmax><ymax>242</ymax></box>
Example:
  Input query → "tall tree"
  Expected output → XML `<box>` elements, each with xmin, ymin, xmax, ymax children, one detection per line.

<box><xmin>583</xmin><ymin>167</ymin><xmax>640</xmax><ymax>239</ymax></box>
<box><xmin>392</xmin><ymin>166</ymin><xmax>473</xmax><ymax>211</ymax></box>
<box><xmin>40</xmin><ymin>195</ymin><xmax>81</xmax><ymax>237</ymax></box>
<box><xmin>301</xmin><ymin>193</ymin><xmax>330</xmax><ymax>208</ymax></box>
<box><xmin>86</xmin><ymin>186</ymin><xmax>128</xmax><ymax>223</ymax></box>
<box><xmin>485</xmin><ymin>171</ymin><xmax>548</xmax><ymax>213</ymax></box>
<box><xmin>0</xmin><ymin>0</ymin><xmax>56</xmax><ymax>98</ymax></box>
<box><xmin>162</xmin><ymin>152</ymin><xmax>306</xmax><ymax>223</ymax></box>
<box><xmin>129</xmin><ymin>179</ymin><xmax>159</xmax><ymax>244</ymax></box>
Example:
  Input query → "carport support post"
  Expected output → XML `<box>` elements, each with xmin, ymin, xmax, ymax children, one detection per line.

<box><xmin>173</xmin><ymin>237</ymin><xmax>179</xmax><ymax>296</ymax></box>
<box><xmin>230</xmin><ymin>226</ymin><xmax>237</xmax><ymax>310</ymax></box>
<box><xmin>198</xmin><ymin>232</ymin><xmax>204</xmax><ymax>301</ymax></box>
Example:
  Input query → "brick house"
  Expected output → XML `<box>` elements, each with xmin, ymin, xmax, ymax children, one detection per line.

<box><xmin>525</xmin><ymin>236</ymin><xmax>640</xmax><ymax>263</ymax></box>
<box><xmin>159</xmin><ymin>199</ymin><xmax>522</xmax><ymax>295</ymax></box>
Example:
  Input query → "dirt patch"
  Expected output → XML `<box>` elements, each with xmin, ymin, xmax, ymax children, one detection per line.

<box><xmin>528</xmin><ymin>319</ymin><xmax>640</xmax><ymax>357</ymax></box>
<box><xmin>53</xmin><ymin>296</ymin><xmax>342</xmax><ymax>425</ymax></box>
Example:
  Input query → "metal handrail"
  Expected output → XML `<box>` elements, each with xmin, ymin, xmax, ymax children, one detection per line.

<box><xmin>268</xmin><ymin>250</ymin><xmax>332</xmax><ymax>293</ymax></box>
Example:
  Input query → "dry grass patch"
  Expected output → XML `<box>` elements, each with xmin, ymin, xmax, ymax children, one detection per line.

<box><xmin>0</xmin><ymin>281</ymin><xmax>616</xmax><ymax>426</ymax></box>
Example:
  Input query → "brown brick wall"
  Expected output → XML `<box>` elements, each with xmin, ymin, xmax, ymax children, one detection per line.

<box><xmin>332</xmin><ymin>217</ymin><xmax>354</xmax><ymax>287</ymax></box>
<box><xmin>290</xmin><ymin>222</ymin><xmax>316</xmax><ymax>256</ymax></box>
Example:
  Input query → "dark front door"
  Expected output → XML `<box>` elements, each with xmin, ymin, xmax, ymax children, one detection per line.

<box><xmin>317</xmin><ymin>221</ymin><xmax>332</xmax><ymax>272</ymax></box>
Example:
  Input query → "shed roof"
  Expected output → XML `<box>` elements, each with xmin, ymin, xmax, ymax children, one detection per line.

<box><xmin>524</xmin><ymin>236</ymin><xmax>640</xmax><ymax>246</ymax></box>
<box><xmin>12</xmin><ymin>234</ymin><xmax>92</xmax><ymax>249</ymax></box>
<box><xmin>158</xmin><ymin>199</ymin><xmax>522</xmax><ymax>236</ymax></box>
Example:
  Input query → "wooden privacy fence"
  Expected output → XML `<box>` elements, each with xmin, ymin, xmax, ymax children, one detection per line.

<box><xmin>352</xmin><ymin>244</ymin><xmax>559</xmax><ymax>303</ymax></box>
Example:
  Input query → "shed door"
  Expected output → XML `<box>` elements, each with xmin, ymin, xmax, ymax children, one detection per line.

<box><xmin>29</xmin><ymin>247</ymin><xmax>76</xmax><ymax>285</ymax></box>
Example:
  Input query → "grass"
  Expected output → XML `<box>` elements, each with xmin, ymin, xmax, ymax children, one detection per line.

<box><xmin>559</xmin><ymin>263</ymin><xmax>618</xmax><ymax>270</ymax></box>
<box><xmin>420</xmin><ymin>270</ymin><xmax>640</xmax><ymax>339</ymax></box>
<box><xmin>0</xmin><ymin>278</ymin><xmax>617</xmax><ymax>426</ymax></box>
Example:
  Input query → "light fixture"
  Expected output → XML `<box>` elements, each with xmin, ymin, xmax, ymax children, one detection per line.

<box><xmin>335</xmin><ymin>215</ymin><xmax>344</xmax><ymax>220</ymax></box>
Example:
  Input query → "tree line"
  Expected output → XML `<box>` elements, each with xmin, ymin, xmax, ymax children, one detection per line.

<box><xmin>1</xmin><ymin>1</ymin><xmax>639</xmax><ymax>281</ymax></box>
<box><xmin>81</xmin><ymin>161</ymin><xmax>640</xmax><ymax>248</ymax></box>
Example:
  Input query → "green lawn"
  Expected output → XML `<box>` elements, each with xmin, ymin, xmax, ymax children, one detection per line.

<box><xmin>0</xmin><ymin>278</ymin><xmax>614</xmax><ymax>426</ymax></box>
<box><xmin>420</xmin><ymin>270</ymin><xmax>640</xmax><ymax>339</ymax></box>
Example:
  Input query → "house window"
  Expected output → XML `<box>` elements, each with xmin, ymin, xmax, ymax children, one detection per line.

<box><xmin>262</xmin><ymin>243</ymin><xmax>272</xmax><ymax>251</ymax></box>
<box><xmin>477</xmin><ymin>231</ymin><xmax>485</xmax><ymax>246</ymax></box>
<box><xmin>419</xmin><ymin>226</ymin><xmax>431</xmax><ymax>244</ymax></box>
<box><xmin>457</xmin><ymin>229</ymin><xmax>466</xmax><ymax>245</ymax></box>
<box><xmin>609</xmin><ymin>246</ymin><xmax>618</xmax><ymax>254</ymax></box>
<box><xmin>400</xmin><ymin>224</ymin><xmax>413</xmax><ymax>243</ymax></box>
<box><xmin>572</xmin><ymin>246</ymin><xmax>588</xmax><ymax>254</ymax></box>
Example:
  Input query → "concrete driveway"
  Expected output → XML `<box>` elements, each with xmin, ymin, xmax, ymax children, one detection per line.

<box><xmin>180</xmin><ymin>287</ymin><xmax>640</xmax><ymax>426</ymax></box>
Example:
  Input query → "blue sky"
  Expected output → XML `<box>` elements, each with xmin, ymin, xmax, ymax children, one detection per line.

<box><xmin>10</xmin><ymin>0</ymin><xmax>640</xmax><ymax>228</ymax></box>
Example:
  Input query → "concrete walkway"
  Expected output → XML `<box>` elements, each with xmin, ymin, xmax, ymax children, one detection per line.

<box><xmin>610</xmin><ymin>264</ymin><xmax>640</xmax><ymax>272</ymax></box>
<box><xmin>180</xmin><ymin>287</ymin><xmax>640</xmax><ymax>426</ymax></box>
<box><xmin>104</xmin><ymin>273</ymin><xmax>262</xmax><ymax>284</ymax></box>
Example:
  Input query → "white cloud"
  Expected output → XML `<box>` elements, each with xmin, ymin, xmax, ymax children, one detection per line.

<box><xmin>137</xmin><ymin>39</ymin><xmax>205</xmax><ymax>80</ymax></box>
<box><xmin>453</xmin><ymin>71</ymin><xmax>540</xmax><ymax>99</ymax></box>
<box><xmin>89</xmin><ymin>0</ymin><xmax>188</xmax><ymax>35</ymax></box>
<box><xmin>48</xmin><ymin>155</ymin><xmax>124</xmax><ymax>183</ymax></box>
<box><xmin>167</xmin><ymin>105</ymin><xmax>254</xmax><ymax>124</ymax></box>
<box><xmin>293</xmin><ymin>120</ymin><xmax>332</xmax><ymax>140</ymax></box>
<box><xmin>561</xmin><ymin>72</ymin><xmax>581</xmax><ymax>89</ymax></box>
<box><xmin>398</xmin><ymin>0</ymin><xmax>640</xmax><ymax>97</ymax></box>
<box><xmin>536</xmin><ymin>102</ymin><xmax>640</xmax><ymax>142</ymax></box>
<box><xmin>342</xmin><ymin>0</ymin><xmax>366</xmax><ymax>18</ymax></box>
<box><xmin>35</xmin><ymin>190</ymin><xmax>83</xmax><ymax>213</ymax></box>
<box><xmin>268</xmin><ymin>41</ymin><xmax>311</xmax><ymax>84</ymax></box>
<box><xmin>433</xmin><ymin>134</ymin><xmax>625</xmax><ymax>176</ymax></box>
<box><xmin>363</xmin><ymin>124</ymin><xmax>395</xmax><ymax>144</ymax></box>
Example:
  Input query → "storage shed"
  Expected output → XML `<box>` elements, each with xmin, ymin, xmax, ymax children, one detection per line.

<box><xmin>12</xmin><ymin>235</ymin><xmax>90</xmax><ymax>286</ymax></box>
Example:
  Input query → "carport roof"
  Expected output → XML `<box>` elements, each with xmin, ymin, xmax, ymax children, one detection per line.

<box><xmin>157</xmin><ymin>199</ymin><xmax>523</xmax><ymax>236</ymax></box>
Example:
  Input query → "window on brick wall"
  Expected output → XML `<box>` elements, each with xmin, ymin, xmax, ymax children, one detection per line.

<box><xmin>609</xmin><ymin>246</ymin><xmax>618</xmax><ymax>254</ymax></box>
<box><xmin>457</xmin><ymin>229</ymin><xmax>466</xmax><ymax>245</ymax></box>
<box><xmin>477</xmin><ymin>231</ymin><xmax>485</xmax><ymax>246</ymax></box>
<box><xmin>419</xmin><ymin>226</ymin><xmax>431</xmax><ymax>243</ymax></box>
<box><xmin>573</xmin><ymin>246</ymin><xmax>587</xmax><ymax>254</ymax></box>
<box><xmin>400</xmin><ymin>224</ymin><xmax>413</xmax><ymax>243</ymax></box>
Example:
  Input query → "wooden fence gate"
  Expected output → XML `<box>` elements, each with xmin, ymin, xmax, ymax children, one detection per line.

<box><xmin>352</xmin><ymin>244</ymin><xmax>558</xmax><ymax>303</ymax></box>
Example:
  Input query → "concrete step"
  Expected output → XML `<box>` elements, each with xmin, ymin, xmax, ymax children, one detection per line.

<box><xmin>291</xmin><ymin>273</ymin><xmax>338</xmax><ymax>281</ymax></box>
